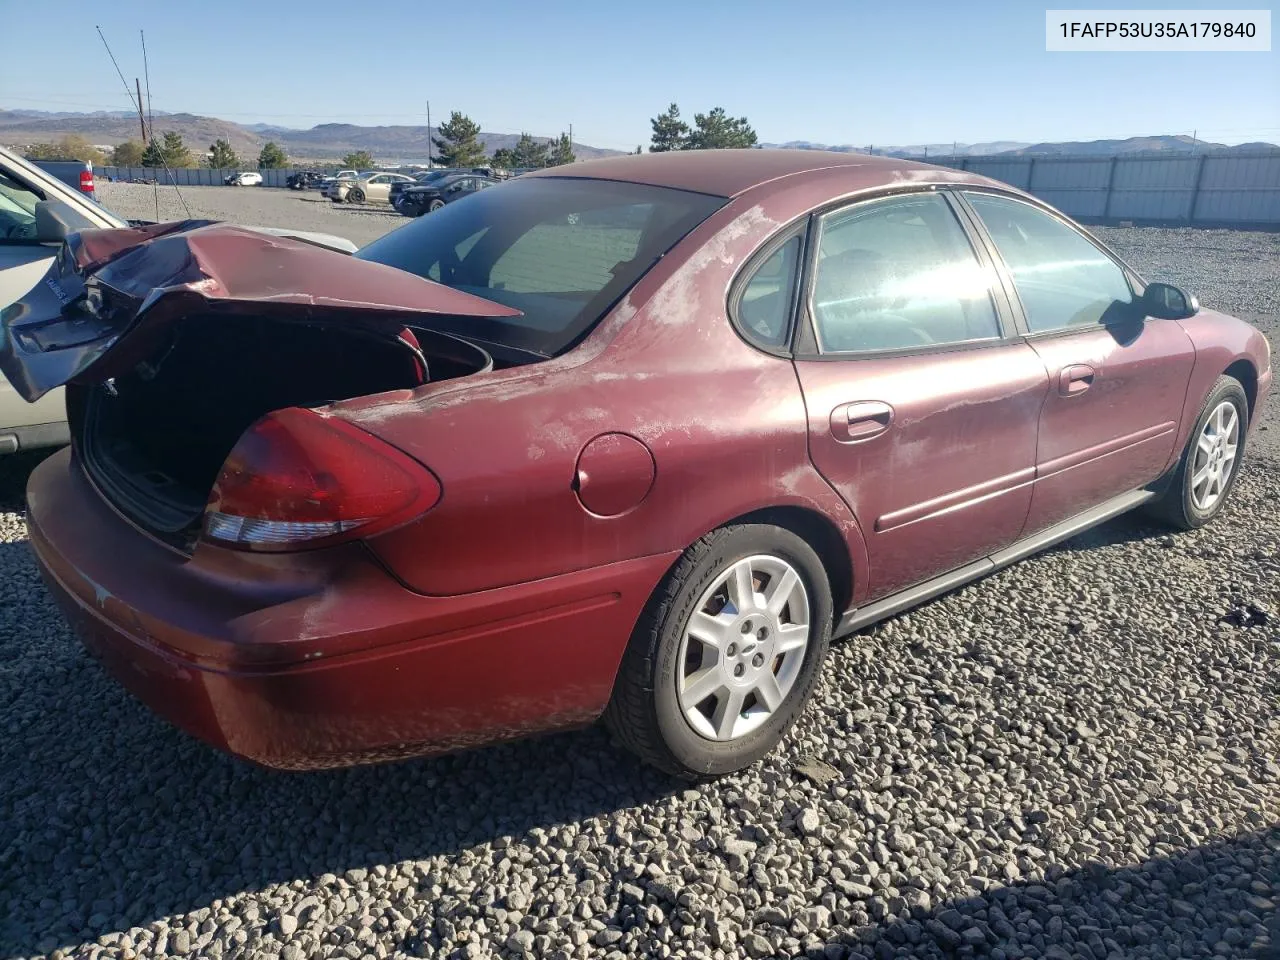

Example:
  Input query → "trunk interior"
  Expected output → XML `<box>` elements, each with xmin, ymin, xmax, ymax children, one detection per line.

<box><xmin>73</xmin><ymin>314</ymin><xmax>495</xmax><ymax>550</ymax></box>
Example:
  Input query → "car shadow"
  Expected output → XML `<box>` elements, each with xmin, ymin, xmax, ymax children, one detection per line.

<box><xmin>0</xmin><ymin>450</ymin><xmax>675</xmax><ymax>955</ymax></box>
<box><xmin>832</xmin><ymin>830</ymin><xmax>1278</xmax><ymax>959</ymax></box>
<box><xmin>0</xmin><ymin>559</ymin><xmax>675</xmax><ymax>955</ymax></box>
<box><xmin>0</xmin><ymin>450</ymin><xmax>1257</xmax><ymax>957</ymax></box>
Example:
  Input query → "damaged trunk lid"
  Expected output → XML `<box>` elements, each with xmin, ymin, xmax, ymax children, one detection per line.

<box><xmin>0</xmin><ymin>219</ymin><xmax>521</xmax><ymax>402</ymax></box>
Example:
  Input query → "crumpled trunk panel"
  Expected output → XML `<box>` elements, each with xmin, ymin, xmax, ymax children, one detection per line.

<box><xmin>0</xmin><ymin>220</ymin><xmax>520</xmax><ymax>402</ymax></box>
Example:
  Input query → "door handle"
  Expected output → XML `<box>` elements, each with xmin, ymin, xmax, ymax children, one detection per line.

<box><xmin>1059</xmin><ymin>364</ymin><xmax>1096</xmax><ymax>397</ymax></box>
<box><xmin>830</xmin><ymin>401</ymin><xmax>894</xmax><ymax>443</ymax></box>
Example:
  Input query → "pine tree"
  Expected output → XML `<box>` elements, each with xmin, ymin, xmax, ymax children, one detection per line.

<box><xmin>548</xmin><ymin>133</ymin><xmax>576</xmax><ymax>166</ymax></box>
<box><xmin>511</xmin><ymin>133</ymin><xmax>550</xmax><ymax>168</ymax></box>
<box><xmin>432</xmin><ymin>112</ymin><xmax>486</xmax><ymax>168</ymax></box>
<box><xmin>686</xmin><ymin>108</ymin><xmax>758</xmax><ymax>150</ymax></box>
<box><xmin>649</xmin><ymin>104</ymin><xmax>689</xmax><ymax>152</ymax></box>
<box><xmin>257</xmin><ymin>141</ymin><xmax>289</xmax><ymax>168</ymax></box>
<box><xmin>209</xmin><ymin>139</ymin><xmax>240</xmax><ymax>168</ymax></box>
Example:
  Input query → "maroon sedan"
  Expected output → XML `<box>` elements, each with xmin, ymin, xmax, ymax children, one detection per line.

<box><xmin>5</xmin><ymin>150</ymin><xmax>1271</xmax><ymax>777</ymax></box>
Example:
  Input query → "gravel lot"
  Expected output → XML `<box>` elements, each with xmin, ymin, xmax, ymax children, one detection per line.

<box><xmin>97</xmin><ymin>183</ymin><xmax>408</xmax><ymax>248</ymax></box>
<box><xmin>0</xmin><ymin>199</ymin><xmax>1277</xmax><ymax>960</ymax></box>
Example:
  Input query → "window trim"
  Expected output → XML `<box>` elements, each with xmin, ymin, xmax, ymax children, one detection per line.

<box><xmin>725</xmin><ymin>217</ymin><xmax>809</xmax><ymax>357</ymax></box>
<box><xmin>792</xmin><ymin>188</ymin><xmax>1021</xmax><ymax>362</ymax></box>
<box><xmin>953</xmin><ymin>188</ymin><xmax>1149</xmax><ymax>340</ymax></box>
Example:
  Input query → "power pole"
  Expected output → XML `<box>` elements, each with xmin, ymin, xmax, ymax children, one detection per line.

<box><xmin>426</xmin><ymin>100</ymin><xmax>432</xmax><ymax>166</ymax></box>
<box><xmin>136</xmin><ymin>78</ymin><xmax>147</xmax><ymax>142</ymax></box>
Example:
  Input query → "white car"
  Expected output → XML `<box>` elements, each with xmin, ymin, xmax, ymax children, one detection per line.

<box><xmin>329</xmin><ymin>172</ymin><xmax>414</xmax><ymax>204</ymax></box>
<box><xmin>225</xmin><ymin>171</ymin><xmax>264</xmax><ymax>186</ymax></box>
<box><xmin>0</xmin><ymin>146</ymin><xmax>357</xmax><ymax>454</ymax></box>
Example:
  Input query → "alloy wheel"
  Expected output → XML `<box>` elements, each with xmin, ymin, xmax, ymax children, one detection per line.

<box><xmin>676</xmin><ymin>554</ymin><xmax>810</xmax><ymax>742</ymax></box>
<box><xmin>1190</xmin><ymin>400</ymin><xmax>1240</xmax><ymax>511</ymax></box>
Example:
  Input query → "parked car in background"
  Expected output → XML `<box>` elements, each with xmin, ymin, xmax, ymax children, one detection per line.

<box><xmin>8</xmin><ymin>150</ymin><xmax>1269</xmax><ymax>777</ymax></box>
<box><xmin>30</xmin><ymin>159</ymin><xmax>99</xmax><ymax>203</ymax></box>
<box><xmin>224</xmin><ymin>171</ymin><xmax>264</xmax><ymax>186</ymax></box>
<box><xmin>329</xmin><ymin>171</ymin><xmax>414</xmax><ymax>204</ymax></box>
<box><xmin>0</xmin><ymin>144</ymin><xmax>357</xmax><ymax>455</ymax></box>
<box><xmin>387</xmin><ymin>169</ymin><xmax>459</xmax><ymax>207</ymax></box>
<box><xmin>0</xmin><ymin>148</ymin><xmax>122</xmax><ymax>451</ymax></box>
<box><xmin>393</xmin><ymin>173</ymin><xmax>498</xmax><ymax>216</ymax></box>
<box><xmin>286</xmin><ymin>170</ymin><xmax>326</xmax><ymax>190</ymax></box>
<box><xmin>319</xmin><ymin>170</ymin><xmax>367</xmax><ymax>198</ymax></box>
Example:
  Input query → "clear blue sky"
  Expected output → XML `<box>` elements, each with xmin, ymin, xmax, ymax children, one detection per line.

<box><xmin>2</xmin><ymin>0</ymin><xmax>1276</xmax><ymax>150</ymax></box>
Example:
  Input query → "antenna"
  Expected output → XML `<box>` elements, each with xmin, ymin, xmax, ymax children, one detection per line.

<box><xmin>96</xmin><ymin>25</ymin><xmax>191</xmax><ymax>219</ymax></box>
<box><xmin>141</xmin><ymin>30</ymin><xmax>155</xmax><ymax>141</ymax></box>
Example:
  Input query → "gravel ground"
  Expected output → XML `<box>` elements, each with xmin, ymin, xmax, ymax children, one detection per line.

<box><xmin>96</xmin><ymin>183</ymin><xmax>407</xmax><ymax>248</ymax></box>
<box><xmin>0</xmin><ymin>219</ymin><xmax>1277</xmax><ymax>960</ymax></box>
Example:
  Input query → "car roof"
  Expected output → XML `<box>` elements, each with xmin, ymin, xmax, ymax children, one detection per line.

<box><xmin>522</xmin><ymin>148</ymin><xmax>1005</xmax><ymax>198</ymax></box>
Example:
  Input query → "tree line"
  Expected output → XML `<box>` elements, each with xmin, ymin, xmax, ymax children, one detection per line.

<box><xmin>22</xmin><ymin>134</ymin><xmax>295</xmax><ymax>170</ymax></box>
<box><xmin>20</xmin><ymin>104</ymin><xmax>759</xmax><ymax>173</ymax></box>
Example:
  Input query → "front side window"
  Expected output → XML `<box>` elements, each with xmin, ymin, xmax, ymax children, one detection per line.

<box><xmin>964</xmin><ymin>193</ymin><xmax>1134</xmax><ymax>333</ymax></box>
<box><xmin>737</xmin><ymin>234</ymin><xmax>801</xmax><ymax>348</ymax></box>
<box><xmin>0</xmin><ymin>172</ymin><xmax>40</xmax><ymax>242</ymax></box>
<box><xmin>811</xmin><ymin>192</ymin><xmax>1001</xmax><ymax>353</ymax></box>
<box><xmin>357</xmin><ymin>177</ymin><xmax>725</xmax><ymax>356</ymax></box>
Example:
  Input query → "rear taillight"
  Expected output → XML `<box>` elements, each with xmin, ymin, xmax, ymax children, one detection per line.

<box><xmin>79</xmin><ymin>170</ymin><xmax>95</xmax><ymax>195</ymax></box>
<box><xmin>203</xmin><ymin>407</ymin><xmax>440</xmax><ymax>551</ymax></box>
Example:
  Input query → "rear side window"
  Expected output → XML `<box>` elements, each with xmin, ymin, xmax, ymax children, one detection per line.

<box><xmin>736</xmin><ymin>235</ymin><xmax>801</xmax><ymax>348</ymax></box>
<box><xmin>964</xmin><ymin>193</ymin><xmax>1134</xmax><ymax>332</ymax></box>
<box><xmin>489</xmin><ymin>206</ymin><xmax>649</xmax><ymax>295</ymax></box>
<box><xmin>811</xmin><ymin>192</ymin><xmax>1000</xmax><ymax>353</ymax></box>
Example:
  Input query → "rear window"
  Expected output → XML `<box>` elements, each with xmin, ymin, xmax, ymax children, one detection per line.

<box><xmin>357</xmin><ymin>177</ymin><xmax>725</xmax><ymax>356</ymax></box>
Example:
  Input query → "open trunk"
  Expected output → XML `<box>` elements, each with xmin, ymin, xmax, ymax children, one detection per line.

<box><xmin>72</xmin><ymin>316</ymin><xmax>493</xmax><ymax>548</ymax></box>
<box><xmin>2</xmin><ymin>220</ymin><xmax>523</xmax><ymax>550</ymax></box>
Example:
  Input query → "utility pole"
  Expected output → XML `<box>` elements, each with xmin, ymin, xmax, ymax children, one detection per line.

<box><xmin>426</xmin><ymin>101</ymin><xmax>432</xmax><ymax>166</ymax></box>
<box><xmin>136</xmin><ymin>78</ymin><xmax>147</xmax><ymax>142</ymax></box>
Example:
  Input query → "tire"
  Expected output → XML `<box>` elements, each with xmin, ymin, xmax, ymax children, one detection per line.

<box><xmin>347</xmin><ymin>188</ymin><xmax>365</xmax><ymax>204</ymax></box>
<box><xmin>428</xmin><ymin>198</ymin><xmax>445</xmax><ymax>213</ymax></box>
<box><xmin>604</xmin><ymin>524</ymin><xmax>832</xmax><ymax>779</ymax></box>
<box><xmin>1146</xmin><ymin>374</ymin><xmax>1249</xmax><ymax>530</ymax></box>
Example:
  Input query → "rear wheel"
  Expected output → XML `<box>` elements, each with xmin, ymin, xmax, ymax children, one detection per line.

<box><xmin>605</xmin><ymin>524</ymin><xmax>831</xmax><ymax>778</ymax></box>
<box><xmin>1147</xmin><ymin>375</ymin><xmax>1248</xmax><ymax>530</ymax></box>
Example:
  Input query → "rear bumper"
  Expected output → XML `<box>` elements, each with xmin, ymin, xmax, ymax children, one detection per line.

<box><xmin>28</xmin><ymin>449</ymin><xmax>675</xmax><ymax>769</ymax></box>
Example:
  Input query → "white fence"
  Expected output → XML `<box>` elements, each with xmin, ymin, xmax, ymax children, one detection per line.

<box><xmin>95</xmin><ymin>165</ymin><xmax>340</xmax><ymax>188</ymax></box>
<box><xmin>931</xmin><ymin>149</ymin><xmax>1280</xmax><ymax>226</ymax></box>
<box><xmin>96</xmin><ymin>150</ymin><xmax>1280</xmax><ymax>226</ymax></box>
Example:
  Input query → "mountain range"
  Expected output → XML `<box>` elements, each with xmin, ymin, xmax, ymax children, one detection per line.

<box><xmin>3</xmin><ymin>109</ymin><xmax>1275</xmax><ymax>162</ymax></box>
<box><xmin>0</xmin><ymin>109</ymin><xmax>617</xmax><ymax>162</ymax></box>
<box><xmin>761</xmin><ymin>134</ymin><xmax>1276</xmax><ymax>157</ymax></box>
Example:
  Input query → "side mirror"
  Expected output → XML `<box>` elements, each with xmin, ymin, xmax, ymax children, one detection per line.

<box><xmin>34</xmin><ymin>199</ymin><xmax>97</xmax><ymax>244</ymax></box>
<box><xmin>1141</xmin><ymin>281</ymin><xmax>1199</xmax><ymax>320</ymax></box>
<box><xmin>34</xmin><ymin>201</ymin><xmax>72</xmax><ymax>243</ymax></box>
